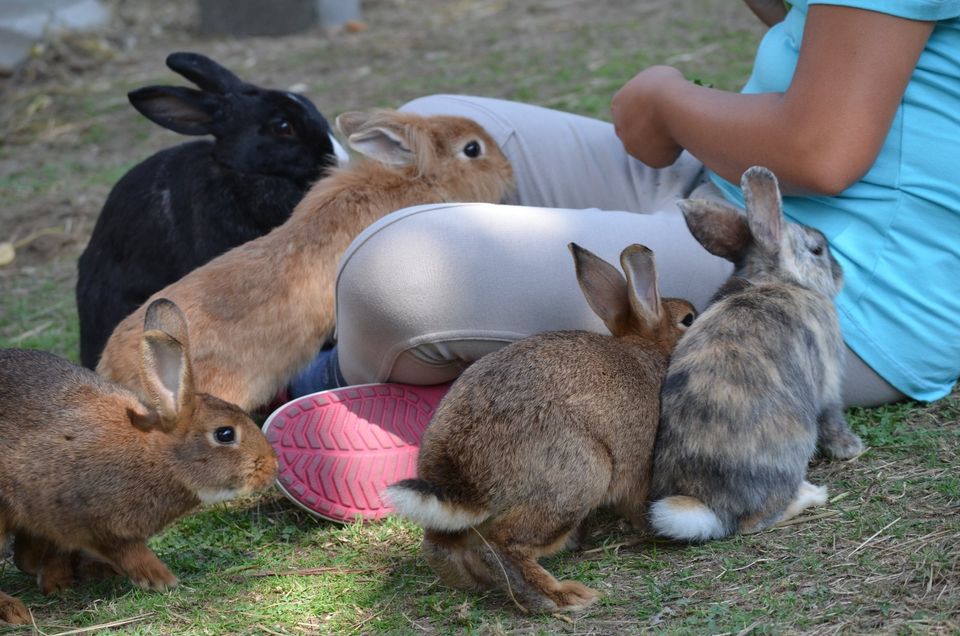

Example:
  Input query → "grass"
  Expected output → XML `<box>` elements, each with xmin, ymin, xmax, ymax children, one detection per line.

<box><xmin>0</xmin><ymin>263</ymin><xmax>79</xmax><ymax>359</ymax></box>
<box><xmin>1</xmin><ymin>0</ymin><xmax>958</xmax><ymax>634</ymax></box>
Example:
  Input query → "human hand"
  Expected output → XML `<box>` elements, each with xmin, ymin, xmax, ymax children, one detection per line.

<box><xmin>611</xmin><ymin>65</ymin><xmax>686</xmax><ymax>168</ymax></box>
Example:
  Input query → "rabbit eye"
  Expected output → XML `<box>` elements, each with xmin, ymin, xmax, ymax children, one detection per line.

<box><xmin>680</xmin><ymin>312</ymin><xmax>695</xmax><ymax>327</ymax></box>
<box><xmin>810</xmin><ymin>244</ymin><xmax>824</xmax><ymax>256</ymax></box>
<box><xmin>270</xmin><ymin>119</ymin><xmax>296</xmax><ymax>139</ymax></box>
<box><xmin>214</xmin><ymin>426</ymin><xmax>237</xmax><ymax>444</ymax></box>
<box><xmin>463</xmin><ymin>140</ymin><xmax>482</xmax><ymax>158</ymax></box>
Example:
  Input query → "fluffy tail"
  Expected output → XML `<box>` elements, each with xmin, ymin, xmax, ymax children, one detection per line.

<box><xmin>383</xmin><ymin>479</ymin><xmax>490</xmax><ymax>531</ymax></box>
<box><xmin>648</xmin><ymin>495</ymin><xmax>729</xmax><ymax>542</ymax></box>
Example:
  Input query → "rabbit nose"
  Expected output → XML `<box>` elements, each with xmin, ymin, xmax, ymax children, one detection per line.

<box><xmin>331</xmin><ymin>134</ymin><xmax>350</xmax><ymax>166</ymax></box>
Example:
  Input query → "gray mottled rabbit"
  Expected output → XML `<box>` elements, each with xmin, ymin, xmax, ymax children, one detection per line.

<box><xmin>648</xmin><ymin>166</ymin><xmax>864</xmax><ymax>543</ymax></box>
<box><xmin>0</xmin><ymin>299</ymin><xmax>278</xmax><ymax>625</ymax></box>
<box><xmin>385</xmin><ymin>243</ymin><xmax>696</xmax><ymax>613</ymax></box>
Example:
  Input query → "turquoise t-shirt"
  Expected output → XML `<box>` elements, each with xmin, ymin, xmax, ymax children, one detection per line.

<box><xmin>708</xmin><ymin>0</ymin><xmax>960</xmax><ymax>401</ymax></box>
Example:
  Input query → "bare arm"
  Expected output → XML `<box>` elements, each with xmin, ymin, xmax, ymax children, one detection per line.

<box><xmin>744</xmin><ymin>0</ymin><xmax>788</xmax><ymax>26</ymax></box>
<box><xmin>611</xmin><ymin>5</ymin><xmax>933</xmax><ymax>195</ymax></box>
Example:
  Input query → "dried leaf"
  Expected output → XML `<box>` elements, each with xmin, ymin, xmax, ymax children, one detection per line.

<box><xmin>0</xmin><ymin>242</ymin><xmax>15</xmax><ymax>266</ymax></box>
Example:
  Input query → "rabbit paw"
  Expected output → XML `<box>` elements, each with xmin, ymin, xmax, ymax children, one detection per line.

<box><xmin>128</xmin><ymin>562</ymin><xmax>179</xmax><ymax>592</ymax></box>
<box><xmin>819</xmin><ymin>429</ymin><xmax>865</xmax><ymax>460</ymax></box>
<box><xmin>37</xmin><ymin>560</ymin><xmax>75</xmax><ymax>595</ymax></box>
<box><xmin>553</xmin><ymin>580</ymin><xmax>601</xmax><ymax>612</ymax></box>
<box><xmin>797</xmin><ymin>480</ymin><xmax>829</xmax><ymax>507</ymax></box>
<box><xmin>775</xmin><ymin>480</ymin><xmax>829</xmax><ymax>528</ymax></box>
<box><xmin>0</xmin><ymin>593</ymin><xmax>30</xmax><ymax>625</ymax></box>
<box><xmin>818</xmin><ymin>409</ymin><xmax>865</xmax><ymax>460</ymax></box>
<box><xmin>111</xmin><ymin>544</ymin><xmax>179</xmax><ymax>592</ymax></box>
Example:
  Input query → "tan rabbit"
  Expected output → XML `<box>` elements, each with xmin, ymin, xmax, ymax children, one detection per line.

<box><xmin>0</xmin><ymin>299</ymin><xmax>277</xmax><ymax>624</ymax></box>
<box><xmin>96</xmin><ymin>110</ymin><xmax>514</xmax><ymax>412</ymax></box>
<box><xmin>384</xmin><ymin>243</ymin><xmax>696</xmax><ymax>613</ymax></box>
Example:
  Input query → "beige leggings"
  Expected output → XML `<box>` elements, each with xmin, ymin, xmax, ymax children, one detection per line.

<box><xmin>333</xmin><ymin>95</ymin><xmax>904</xmax><ymax>408</ymax></box>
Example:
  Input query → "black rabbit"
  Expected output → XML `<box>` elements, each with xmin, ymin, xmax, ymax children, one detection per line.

<box><xmin>76</xmin><ymin>52</ymin><xmax>346</xmax><ymax>369</ymax></box>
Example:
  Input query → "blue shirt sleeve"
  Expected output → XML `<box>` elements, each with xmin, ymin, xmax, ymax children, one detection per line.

<box><xmin>808</xmin><ymin>0</ymin><xmax>960</xmax><ymax>21</ymax></box>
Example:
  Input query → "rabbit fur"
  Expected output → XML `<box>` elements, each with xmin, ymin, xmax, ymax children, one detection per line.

<box><xmin>76</xmin><ymin>51</ymin><xmax>347</xmax><ymax>369</ymax></box>
<box><xmin>385</xmin><ymin>243</ymin><xmax>696</xmax><ymax>613</ymax></box>
<box><xmin>0</xmin><ymin>299</ymin><xmax>277</xmax><ymax>624</ymax></box>
<box><xmin>96</xmin><ymin>109</ymin><xmax>514</xmax><ymax>412</ymax></box>
<box><xmin>648</xmin><ymin>166</ymin><xmax>865</xmax><ymax>543</ymax></box>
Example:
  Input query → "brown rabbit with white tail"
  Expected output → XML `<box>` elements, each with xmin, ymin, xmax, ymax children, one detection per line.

<box><xmin>648</xmin><ymin>166</ymin><xmax>864</xmax><ymax>543</ymax></box>
<box><xmin>97</xmin><ymin>110</ymin><xmax>514</xmax><ymax>412</ymax></box>
<box><xmin>384</xmin><ymin>243</ymin><xmax>696</xmax><ymax>613</ymax></box>
<box><xmin>0</xmin><ymin>299</ymin><xmax>277</xmax><ymax>625</ymax></box>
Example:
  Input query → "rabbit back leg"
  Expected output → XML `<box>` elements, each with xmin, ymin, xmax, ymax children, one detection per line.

<box><xmin>13</xmin><ymin>533</ymin><xmax>74</xmax><ymax>593</ymax></box>
<box><xmin>477</xmin><ymin>508</ymin><xmax>600</xmax><ymax>613</ymax></box>
<box><xmin>739</xmin><ymin>479</ymin><xmax>828</xmax><ymax>533</ymax></box>
<box><xmin>14</xmin><ymin>534</ymin><xmax>116</xmax><ymax>592</ymax></box>
<box><xmin>777</xmin><ymin>480</ymin><xmax>829</xmax><ymax>524</ymax></box>
<box><xmin>476</xmin><ymin>537</ymin><xmax>599</xmax><ymax>613</ymax></box>
<box><xmin>652</xmin><ymin>460</ymin><xmax>810</xmax><ymax>540</ymax></box>
<box><xmin>817</xmin><ymin>403</ymin><xmax>865</xmax><ymax>459</ymax></box>
<box><xmin>12</xmin><ymin>532</ymin><xmax>48</xmax><ymax>576</ymax></box>
<box><xmin>423</xmin><ymin>529</ymin><xmax>496</xmax><ymax>592</ymax></box>
<box><xmin>36</xmin><ymin>552</ymin><xmax>76</xmax><ymax>595</ymax></box>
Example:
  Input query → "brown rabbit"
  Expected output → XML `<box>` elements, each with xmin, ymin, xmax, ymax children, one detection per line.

<box><xmin>384</xmin><ymin>243</ymin><xmax>696</xmax><ymax>613</ymax></box>
<box><xmin>0</xmin><ymin>299</ymin><xmax>277</xmax><ymax>624</ymax></box>
<box><xmin>96</xmin><ymin>110</ymin><xmax>514</xmax><ymax>412</ymax></box>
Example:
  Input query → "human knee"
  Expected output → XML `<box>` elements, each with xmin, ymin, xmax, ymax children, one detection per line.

<box><xmin>336</xmin><ymin>203</ymin><xmax>476</xmax><ymax>324</ymax></box>
<box><xmin>334</xmin><ymin>203</ymin><xmax>498</xmax><ymax>382</ymax></box>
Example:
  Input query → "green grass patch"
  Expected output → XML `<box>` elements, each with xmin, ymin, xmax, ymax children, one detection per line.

<box><xmin>0</xmin><ymin>271</ymin><xmax>80</xmax><ymax>361</ymax></box>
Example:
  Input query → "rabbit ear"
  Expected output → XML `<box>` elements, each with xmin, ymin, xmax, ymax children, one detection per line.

<box><xmin>620</xmin><ymin>244</ymin><xmax>663</xmax><ymax>328</ymax></box>
<box><xmin>569</xmin><ymin>243</ymin><xmax>633</xmax><ymax>336</ymax></box>
<box><xmin>741</xmin><ymin>166</ymin><xmax>783</xmax><ymax>255</ymax></box>
<box><xmin>678</xmin><ymin>199</ymin><xmax>752</xmax><ymax>261</ymax></box>
<box><xmin>129</xmin><ymin>86</ymin><xmax>221</xmax><ymax>136</ymax></box>
<box><xmin>338</xmin><ymin>112</ymin><xmax>415</xmax><ymax>166</ymax></box>
<box><xmin>165</xmin><ymin>52</ymin><xmax>244</xmax><ymax>95</ymax></box>
<box><xmin>125</xmin><ymin>400</ymin><xmax>161</xmax><ymax>433</ymax></box>
<box><xmin>346</xmin><ymin>127</ymin><xmax>414</xmax><ymax>166</ymax></box>
<box><xmin>335</xmin><ymin>111</ymin><xmax>373</xmax><ymax>137</ymax></box>
<box><xmin>138</xmin><ymin>299</ymin><xmax>195</xmax><ymax>429</ymax></box>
